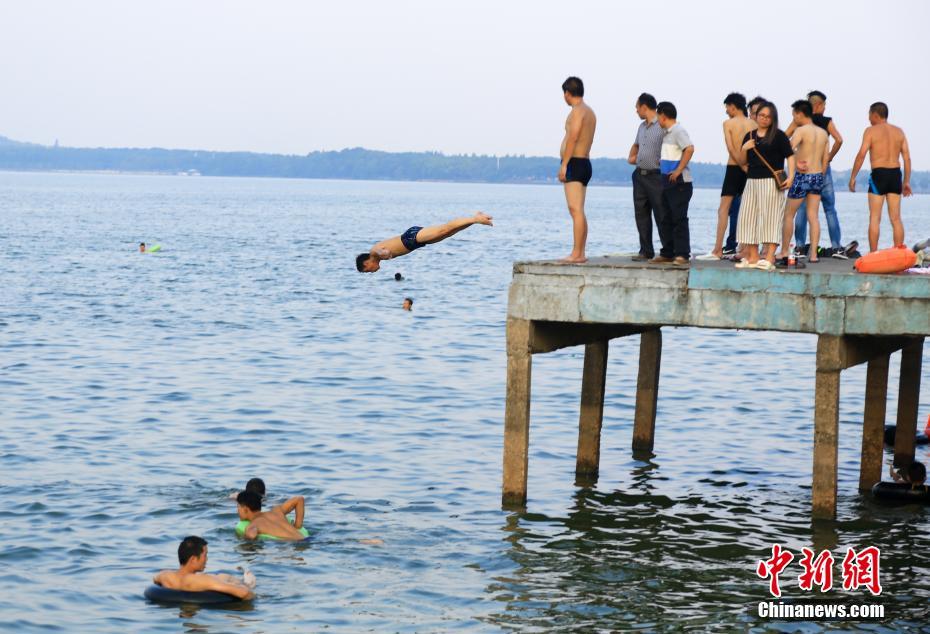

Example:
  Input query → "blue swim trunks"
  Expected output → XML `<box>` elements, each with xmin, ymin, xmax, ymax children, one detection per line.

<box><xmin>400</xmin><ymin>226</ymin><xmax>424</xmax><ymax>251</ymax></box>
<box><xmin>787</xmin><ymin>172</ymin><xmax>824</xmax><ymax>199</ymax></box>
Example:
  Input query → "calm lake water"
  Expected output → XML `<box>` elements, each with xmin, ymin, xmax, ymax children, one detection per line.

<box><xmin>1</xmin><ymin>171</ymin><xmax>929</xmax><ymax>632</ymax></box>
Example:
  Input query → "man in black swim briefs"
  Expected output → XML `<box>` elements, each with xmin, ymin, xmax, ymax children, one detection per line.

<box><xmin>558</xmin><ymin>76</ymin><xmax>597</xmax><ymax>263</ymax></box>
<box><xmin>355</xmin><ymin>212</ymin><xmax>493</xmax><ymax>272</ymax></box>
<box><xmin>565</xmin><ymin>157</ymin><xmax>592</xmax><ymax>187</ymax></box>
<box><xmin>848</xmin><ymin>101</ymin><xmax>912</xmax><ymax>251</ymax></box>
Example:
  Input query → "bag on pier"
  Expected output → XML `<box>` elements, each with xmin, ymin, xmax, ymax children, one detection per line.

<box><xmin>854</xmin><ymin>244</ymin><xmax>917</xmax><ymax>274</ymax></box>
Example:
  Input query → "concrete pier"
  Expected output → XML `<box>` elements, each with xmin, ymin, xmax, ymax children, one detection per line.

<box><xmin>502</xmin><ymin>257</ymin><xmax>929</xmax><ymax>519</ymax></box>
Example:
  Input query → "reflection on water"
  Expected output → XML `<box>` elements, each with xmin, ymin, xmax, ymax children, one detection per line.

<box><xmin>1</xmin><ymin>171</ymin><xmax>929</xmax><ymax>632</ymax></box>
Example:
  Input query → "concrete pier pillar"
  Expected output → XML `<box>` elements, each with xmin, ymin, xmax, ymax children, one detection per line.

<box><xmin>632</xmin><ymin>328</ymin><xmax>662</xmax><ymax>453</ymax></box>
<box><xmin>503</xmin><ymin>318</ymin><xmax>533</xmax><ymax>506</ymax></box>
<box><xmin>576</xmin><ymin>340</ymin><xmax>609</xmax><ymax>480</ymax></box>
<box><xmin>893</xmin><ymin>337</ymin><xmax>924</xmax><ymax>469</ymax></box>
<box><xmin>813</xmin><ymin>335</ymin><xmax>842</xmax><ymax>520</ymax></box>
<box><xmin>859</xmin><ymin>354</ymin><xmax>890</xmax><ymax>492</ymax></box>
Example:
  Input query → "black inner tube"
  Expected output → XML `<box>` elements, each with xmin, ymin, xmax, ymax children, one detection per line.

<box><xmin>871</xmin><ymin>481</ymin><xmax>930</xmax><ymax>503</ymax></box>
<box><xmin>144</xmin><ymin>584</ymin><xmax>243</xmax><ymax>604</ymax></box>
<box><xmin>882</xmin><ymin>425</ymin><xmax>930</xmax><ymax>446</ymax></box>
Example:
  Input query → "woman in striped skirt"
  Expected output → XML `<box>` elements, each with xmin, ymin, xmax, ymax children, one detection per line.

<box><xmin>734</xmin><ymin>102</ymin><xmax>796</xmax><ymax>270</ymax></box>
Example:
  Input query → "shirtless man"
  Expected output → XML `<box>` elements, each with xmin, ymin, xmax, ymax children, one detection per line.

<box><xmin>152</xmin><ymin>536</ymin><xmax>255</xmax><ymax>600</ymax></box>
<box><xmin>236</xmin><ymin>490</ymin><xmax>306</xmax><ymax>541</ymax></box>
<box><xmin>848</xmin><ymin>102</ymin><xmax>912</xmax><ymax>251</ymax></box>
<box><xmin>786</xmin><ymin>91</ymin><xmax>846</xmax><ymax>258</ymax></box>
<box><xmin>701</xmin><ymin>93</ymin><xmax>756</xmax><ymax>259</ymax></box>
<box><xmin>558</xmin><ymin>76</ymin><xmax>597</xmax><ymax>263</ymax></box>
<box><xmin>355</xmin><ymin>212</ymin><xmax>493</xmax><ymax>273</ymax></box>
<box><xmin>778</xmin><ymin>100</ymin><xmax>829</xmax><ymax>263</ymax></box>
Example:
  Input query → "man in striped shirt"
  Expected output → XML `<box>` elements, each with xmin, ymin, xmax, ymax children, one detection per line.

<box><xmin>628</xmin><ymin>93</ymin><xmax>665</xmax><ymax>261</ymax></box>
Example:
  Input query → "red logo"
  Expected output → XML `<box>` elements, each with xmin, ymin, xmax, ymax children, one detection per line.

<box><xmin>756</xmin><ymin>544</ymin><xmax>795</xmax><ymax>598</ymax></box>
<box><xmin>757</xmin><ymin>545</ymin><xmax>881</xmax><ymax>597</ymax></box>
<box><xmin>797</xmin><ymin>547</ymin><xmax>834</xmax><ymax>592</ymax></box>
<box><xmin>841</xmin><ymin>547</ymin><xmax>882</xmax><ymax>596</ymax></box>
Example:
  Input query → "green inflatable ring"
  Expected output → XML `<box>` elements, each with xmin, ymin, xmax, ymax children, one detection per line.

<box><xmin>235</xmin><ymin>520</ymin><xmax>309</xmax><ymax>541</ymax></box>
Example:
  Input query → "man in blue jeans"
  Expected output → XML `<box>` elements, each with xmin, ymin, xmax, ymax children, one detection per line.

<box><xmin>786</xmin><ymin>91</ymin><xmax>846</xmax><ymax>258</ymax></box>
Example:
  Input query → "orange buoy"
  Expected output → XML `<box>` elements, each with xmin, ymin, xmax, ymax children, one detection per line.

<box><xmin>854</xmin><ymin>244</ymin><xmax>917</xmax><ymax>274</ymax></box>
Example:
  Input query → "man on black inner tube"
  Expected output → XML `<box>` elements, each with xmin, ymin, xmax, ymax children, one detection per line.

<box><xmin>153</xmin><ymin>535</ymin><xmax>255</xmax><ymax>599</ymax></box>
<box><xmin>890</xmin><ymin>461</ymin><xmax>927</xmax><ymax>489</ymax></box>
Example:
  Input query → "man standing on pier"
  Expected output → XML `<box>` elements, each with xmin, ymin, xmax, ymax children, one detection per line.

<box><xmin>787</xmin><ymin>91</ymin><xmax>846</xmax><ymax>258</ymax></box>
<box><xmin>628</xmin><ymin>93</ymin><xmax>665</xmax><ymax>261</ymax></box>
<box><xmin>779</xmin><ymin>100</ymin><xmax>829</xmax><ymax>263</ymax></box>
<box><xmin>849</xmin><ymin>102</ymin><xmax>912</xmax><ymax>251</ymax></box>
<box><xmin>654</xmin><ymin>101</ymin><xmax>694</xmax><ymax>266</ymax></box>
<box><xmin>558</xmin><ymin>76</ymin><xmax>597</xmax><ymax>263</ymax></box>
<box><xmin>700</xmin><ymin>93</ymin><xmax>756</xmax><ymax>260</ymax></box>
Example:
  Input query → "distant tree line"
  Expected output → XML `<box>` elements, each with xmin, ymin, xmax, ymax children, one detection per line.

<box><xmin>1</xmin><ymin>136</ymin><xmax>928</xmax><ymax>192</ymax></box>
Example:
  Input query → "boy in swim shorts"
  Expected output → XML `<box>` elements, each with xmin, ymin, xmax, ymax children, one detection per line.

<box><xmin>153</xmin><ymin>536</ymin><xmax>255</xmax><ymax>599</ymax></box>
<box><xmin>355</xmin><ymin>212</ymin><xmax>493</xmax><ymax>273</ymax></box>
<box><xmin>236</xmin><ymin>490</ymin><xmax>307</xmax><ymax>541</ymax></box>
<box><xmin>779</xmin><ymin>100</ymin><xmax>829</xmax><ymax>264</ymax></box>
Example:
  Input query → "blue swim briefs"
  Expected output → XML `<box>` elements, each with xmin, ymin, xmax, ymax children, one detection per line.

<box><xmin>787</xmin><ymin>172</ymin><xmax>824</xmax><ymax>199</ymax></box>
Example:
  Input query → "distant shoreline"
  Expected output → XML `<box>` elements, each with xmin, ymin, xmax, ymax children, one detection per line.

<box><xmin>2</xmin><ymin>136</ymin><xmax>928</xmax><ymax>193</ymax></box>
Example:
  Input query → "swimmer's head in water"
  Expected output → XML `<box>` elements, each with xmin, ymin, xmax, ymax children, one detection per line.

<box><xmin>139</xmin><ymin>242</ymin><xmax>146</xmax><ymax>252</ymax></box>
<box><xmin>178</xmin><ymin>535</ymin><xmax>208</xmax><ymax>569</ymax></box>
<box><xmin>245</xmin><ymin>478</ymin><xmax>265</xmax><ymax>498</ymax></box>
<box><xmin>356</xmin><ymin>253</ymin><xmax>379</xmax><ymax>273</ymax></box>
<box><xmin>236</xmin><ymin>490</ymin><xmax>262</xmax><ymax>519</ymax></box>
<box><xmin>394</xmin><ymin>272</ymin><xmax>403</xmax><ymax>281</ymax></box>
<box><xmin>908</xmin><ymin>461</ymin><xmax>927</xmax><ymax>485</ymax></box>
<box><xmin>402</xmin><ymin>298</ymin><xmax>413</xmax><ymax>311</ymax></box>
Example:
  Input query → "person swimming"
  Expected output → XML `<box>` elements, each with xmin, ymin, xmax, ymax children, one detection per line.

<box><xmin>890</xmin><ymin>461</ymin><xmax>927</xmax><ymax>489</ymax></box>
<box><xmin>139</xmin><ymin>242</ymin><xmax>146</xmax><ymax>253</ymax></box>
<box><xmin>228</xmin><ymin>477</ymin><xmax>267</xmax><ymax>501</ymax></box>
<box><xmin>402</xmin><ymin>297</ymin><xmax>413</xmax><ymax>311</ymax></box>
<box><xmin>152</xmin><ymin>536</ymin><xmax>255</xmax><ymax>599</ymax></box>
<box><xmin>355</xmin><ymin>212</ymin><xmax>493</xmax><ymax>273</ymax></box>
<box><xmin>236</xmin><ymin>490</ymin><xmax>307</xmax><ymax>541</ymax></box>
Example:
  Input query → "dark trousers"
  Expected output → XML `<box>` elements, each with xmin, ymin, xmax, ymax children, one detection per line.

<box><xmin>724</xmin><ymin>195</ymin><xmax>741</xmax><ymax>252</ymax></box>
<box><xmin>659</xmin><ymin>181</ymin><xmax>693</xmax><ymax>258</ymax></box>
<box><xmin>632</xmin><ymin>170</ymin><xmax>665</xmax><ymax>258</ymax></box>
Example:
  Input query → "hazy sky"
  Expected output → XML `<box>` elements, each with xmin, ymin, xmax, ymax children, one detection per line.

<box><xmin>2</xmin><ymin>0</ymin><xmax>929</xmax><ymax>169</ymax></box>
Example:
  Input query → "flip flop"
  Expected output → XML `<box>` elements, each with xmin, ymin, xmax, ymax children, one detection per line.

<box><xmin>754</xmin><ymin>259</ymin><xmax>775</xmax><ymax>271</ymax></box>
<box><xmin>695</xmin><ymin>253</ymin><xmax>721</xmax><ymax>261</ymax></box>
<box><xmin>734</xmin><ymin>258</ymin><xmax>754</xmax><ymax>269</ymax></box>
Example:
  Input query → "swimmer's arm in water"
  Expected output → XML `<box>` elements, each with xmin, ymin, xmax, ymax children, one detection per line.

<box><xmin>274</xmin><ymin>495</ymin><xmax>305</xmax><ymax>529</ymax></box>
<box><xmin>244</xmin><ymin>523</ymin><xmax>261</xmax><ymax>540</ymax></box>
<box><xmin>197</xmin><ymin>573</ymin><xmax>255</xmax><ymax>600</ymax></box>
<box><xmin>890</xmin><ymin>463</ymin><xmax>905</xmax><ymax>483</ymax></box>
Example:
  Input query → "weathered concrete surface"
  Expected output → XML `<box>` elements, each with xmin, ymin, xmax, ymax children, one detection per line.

<box><xmin>509</xmin><ymin>257</ymin><xmax>930</xmax><ymax>336</ymax></box>
<box><xmin>576</xmin><ymin>341</ymin><xmax>608</xmax><ymax>479</ymax></box>
<box><xmin>504</xmin><ymin>256</ymin><xmax>929</xmax><ymax>519</ymax></box>
<box><xmin>860</xmin><ymin>355</ymin><xmax>890</xmax><ymax>492</ymax></box>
